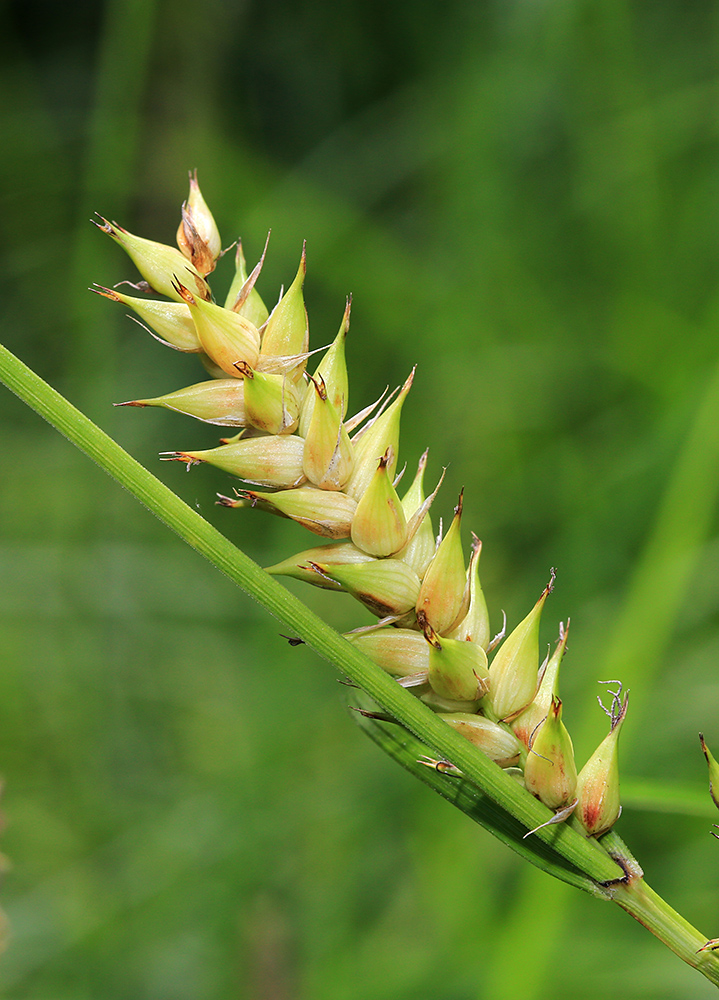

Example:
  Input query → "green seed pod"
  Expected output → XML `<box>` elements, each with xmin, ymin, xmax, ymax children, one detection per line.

<box><xmin>512</xmin><ymin>621</ymin><xmax>569</xmax><ymax>749</ymax></box>
<box><xmin>415</xmin><ymin>492</ymin><xmax>466</xmax><ymax>636</ymax></box>
<box><xmin>259</xmin><ymin>246</ymin><xmax>308</xmax><ymax>381</ymax></box>
<box><xmin>175</xmin><ymin>282</ymin><xmax>260</xmax><ymax>377</ymax></box>
<box><xmin>344</xmin><ymin>627</ymin><xmax>430</xmax><ymax>678</ymax></box>
<box><xmin>116</xmin><ymin>379</ymin><xmax>246</xmax><ymax>426</ymax></box>
<box><xmin>345</xmin><ymin>368</ymin><xmax>414</xmax><ymax>500</ymax></box>
<box><xmin>439</xmin><ymin>713</ymin><xmax>524</xmax><ymax>768</ymax></box>
<box><xmin>265</xmin><ymin>541</ymin><xmax>375</xmax><ymax>589</ymax></box>
<box><xmin>163</xmin><ymin>435</ymin><xmax>306</xmax><ymax>488</ymax></box>
<box><xmin>425</xmin><ymin>624</ymin><xmax>490</xmax><ymax>702</ymax></box>
<box><xmin>235</xmin><ymin>362</ymin><xmax>301</xmax><ymax>435</ymax></box>
<box><xmin>395</xmin><ymin>450</ymin><xmax>436</xmax><ymax>577</ymax></box>
<box><xmin>486</xmin><ymin>572</ymin><xmax>554</xmax><ymax>722</ymax></box>
<box><xmin>350</xmin><ymin>450</ymin><xmax>408</xmax><ymax>557</ymax></box>
<box><xmin>446</xmin><ymin>533</ymin><xmax>490</xmax><ymax>650</ymax></box>
<box><xmin>302</xmin><ymin>375</ymin><xmax>354</xmax><ymax>490</ymax></box>
<box><xmin>221</xmin><ymin>486</ymin><xmax>356</xmax><ymax>538</ymax></box>
<box><xmin>93</xmin><ymin>216</ymin><xmax>210</xmax><ymax>302</ymax></box>
<box><xmin>300</xmin><ymin>299</ymin><xmax>351</xmax><ymax>433</ymax></box>
<box><xmin>224</xmin><ymin>239</ymin><xmax>270</xmax><ymax>328</ymax></box>
<box><xmin>176</xmin><ymin>170</ymin><xmax>222</xmax><ymax>275</ymax></box>
<box><xmin>91</xmin><ymin>286</ymin><xmax>201</xmax><ymax>353</ymax></box>
<box><xmin>700</xmin><ymin>734</ymin><xmax>719</xmax><ymax>812</ymax></box>
<box><xmin>576</xmin><ymin>692</ymin><xmax>628</xmax><ymax>837</ymax></box>
<box><xmin>418</xmin><ymin>690</ymin><xmax>481</xmax><ymax>714</ymax></box>
<box><xmin>524</xmin><ymin>695</ymin><xmax>577</xmax><ymax>811</ymax></box>
<box><xmin>308</xmin><ymin>558</ymin><xmax>421</xmax><ymax>618</ymax></box>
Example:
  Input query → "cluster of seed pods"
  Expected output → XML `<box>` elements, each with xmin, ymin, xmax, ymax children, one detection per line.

<box><xmin>94</xmin><ymin>172</ymin><xmax>628</xmax><ymax>839</ymax></box>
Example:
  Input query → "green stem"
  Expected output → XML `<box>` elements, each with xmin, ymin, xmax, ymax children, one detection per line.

<box><xmin>4</xmin><ymin>341</ymin><xmax>719</xmax><ymax>986</ymax></box>
<box><xmin>611</xmin><ymin>880</ymin><xmax>719</xmax><ymax>986</ymax></box>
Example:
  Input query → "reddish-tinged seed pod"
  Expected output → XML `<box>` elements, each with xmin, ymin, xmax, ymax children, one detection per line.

<box><xmin>425</xmin><ymin>624</ymin><xmax>490</xmax><ymax>702</ymax></box>
<box><xmin>265</xmin><ymin>541</ymin><xmax>376</xmax><ymax>589</ymax></box>
<box><xmin>486</xmin><ymin>571</ymin><xmax>554</xmax><ymax>722</ymax></box>
<box><xmin>415</xmin><ymin>492</ymin><xmax>466</xmax><ymax>636</ymax></box>
<box><xmin>259</xmin><ymin>247</ymin><xmax>308</xmax><ymax>381</ymax></box>
<box><xmin>308</xmin><ymin>559</ymin><xmax>421</xmax><ymax>618</ymax></box>
<box><xmin>576</xmin><ymin>692</ymin><xmax>628</xmax><ymax>836</ymax></box>
<box><xmin>235</xmin><ymin>362</ymin><xmax>300</xmax><ymax>435</ymax></box>
<box><xmin>162</xmin><ymin>435</ymin><xmax>306</xmax><ymax>488</ymax></box>
<box><xmin>90</xmin><ymin>286</ymin><xmax>201</xmax><ymax>352</ymax></box>
<box><xmin>344</xmin><ymin>628</ymin><xmax>430</xmax><ymax>678</ymax></box>
<box><xmin>345</xmin><ymin>368</ymin><xmax>414</xmax><ymax>500</ymax></box>
<box><xmin>174</xmin><ymin>282</ymin><xmax>260</xmax><ymax>377</ymax></box>
<box><xmin>523</xmin><ymin>695</ymin><xmax>577</xmax><ymax>811</ymax></box>
<box><xmin>116</xmin><ymin>379</ymin><xmax>246</xmax><ymax>426</ymax></box>
<box><xmin>93</xmin><ymin>216</ymin><xmax>210</xmax><ymax>302</ymax></box>
<box><xmin>447</xmin><ymin>534</ymin><xmax>490</xmax><ymax>650</ymax></box>
<box><xmin>350</xmin><ymin>450</ymin><xmax>408</xmax><ymax>557</ymax></box>
<box><xmin>176</xmin><ymin>170</ymin><xmax>222</xmax><ymax>275</ymax></box>
<box><xmin>220</xmin><ymin>486</ymin><xmax>356</xmax><ymax>538</ymax></box>
<box><xmin>439</xmin><ymin>714</ymin><xmax>524</xmax><ymax>768</ymax></box>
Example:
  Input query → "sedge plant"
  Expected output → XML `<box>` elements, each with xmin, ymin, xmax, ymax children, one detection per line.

<box><xmin>2</xmin><ymin>172</ymin><xmax>719</xmax><ymax>987</ymax></box>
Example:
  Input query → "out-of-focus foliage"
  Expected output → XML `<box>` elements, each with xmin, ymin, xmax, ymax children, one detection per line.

<box><xmin>2</xmin><ymin>1</ymin><xmax>719</xmax><ymax>997</ymax></box>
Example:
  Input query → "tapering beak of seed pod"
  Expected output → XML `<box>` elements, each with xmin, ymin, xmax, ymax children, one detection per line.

<box><xmin>415</xmin><ymin>491</ymin><xmax>467</xmax><ymax>636</ymax></box>
<box><xmin>259</xmin><ymin>245</ymin><xmax>309</xmax><ymax>382</ymax></box>
<box><xmin>90</xmin><ymin>285</ymin><xmax>202</xmax><ymax>353</ymax></box>
<box><xmin>395</xmin><ymin>450</ymin><xmax>436</xmax><ymax>578</ymax></box>
<box><xmin>224</xmin><ymin>237</ymin><xmax>271</xmax><ymax>328</ymax></box>
<box><xmin>576</xmin><ymin>691</ymin><xmax>628</xmax><ymax>836</ymax></box>
<box><xmin>300</xmin><ymin>299</ymin><xmax>351</xmax><ymax>436</ymax></box>
<box><xmin>176</xmin><ymin>169</ymin><xmax>222</xmax><ymax>275</ymax></box>
<box><xmin>116</xmin><ymin>379</ymin><xmax>247</xmax><ymax>426</ymax></box>
<box><xmin>512</xmin><ymin>620</ymin><xmax>569</xmax><ymax>749</ymax></box>
<box><xmin>93</xmin><ymin>215</ymin><xmax>211</xmax><ymax>302</ymax></box>
<box><xmin>446</xmin><ymin>533</ymin><xmax>490</xmax><ymax>649</ymax></box>
<box><xmin>486</xmin><ymin>570</ymin><xmax>555</xmax><ymax>722</ymax></box>
<box><xmin>345</xmin><ymin>368</ymin><xmax>415</xmax><ymax>500</ymax></box>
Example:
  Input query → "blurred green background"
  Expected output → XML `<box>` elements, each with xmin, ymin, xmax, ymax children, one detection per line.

<box><xmin>2</xmin><ymin>0</ymin><xmax>719</xmax><ymax>996</ymax></box>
